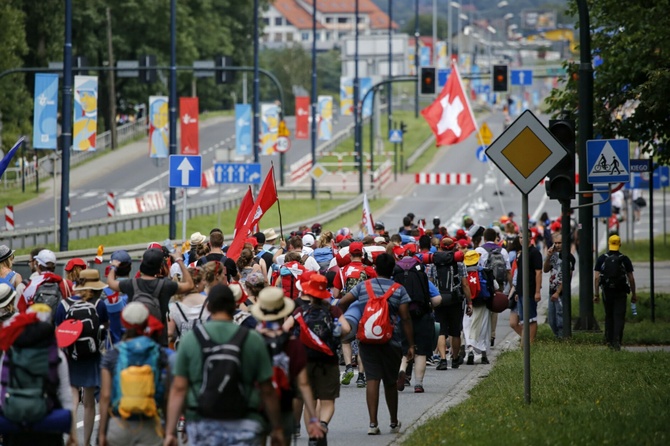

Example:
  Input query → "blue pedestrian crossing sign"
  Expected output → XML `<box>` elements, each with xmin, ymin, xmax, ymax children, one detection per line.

<box><xmin>214</xmin><ymin>163</ymin><xmax>262</xmax><ymax>184</ymax></box>
<box><xmin>510</xmin><ymin>70</ymin><xmax>533</xmax><ymax>86</ymax></box>
<box><xmin>586</xmin><ymin>139</ymin><xmax>630</xmax><ymax>184</ymax></box>
<box><xmin>592</xmin><ymin>185</ymin><xmax>612</xmax><ymax>218</ymax></box>
<box><xmin>389</xmin><ymin>129</ymin><xmax>403</xmax><ymax>143</ymax></box>
<box><xmin>169</xmin><ymin>155</ymin><xmax>202</xmax><ymax>188</ymax></box>
<box><xmin>476</xmin><ymin>145</ymin><xmax>488</xmax><ymax>163</ymax></box>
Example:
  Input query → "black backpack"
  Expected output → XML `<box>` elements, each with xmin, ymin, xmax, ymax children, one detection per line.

<box><xmin>192</xmin><ymin>324</ymin><xmax>249</xmax><ymax>420</ymax></box>
<box><xmin>62</xmin><ymin>298</ymin><xmax>104</xmax><ymax>360</ymax></box>
<box><xmin>393</xmin><ymin>258</ymin><xmax>431</xmax><ymax>318</ymax></box>
<box><xmin>32</xmin><ymin>281</ymin><xmax>63</xmax><ymax>322</ymax></box>
<box><xmin>130</xmin><ymin>278</ymin><xmax>164</xmax><ymax>322</ymax></box>
<box><xmin>301</xmin><ymin>305</ymin><xmax>339</xmax><ymax>361</ymax></box>
<box><xmin>483</xmin><ymin>245</ymin><xmax>507</xmax><ymax>289</ymax></box>
<box><xmin>600</xmin><ymin>254</ymin><xmax>628</xmax><ymax>290</ymax></box>
<box><xmin>433</xmin><ymin>251</ymin><xmax>464</xmax><ymax>306</ymax></box>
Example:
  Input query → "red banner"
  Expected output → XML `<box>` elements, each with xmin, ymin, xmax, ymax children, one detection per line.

<box><xmin>295</xmin><ymin>96</ymin><xmax>309</xmax><ymax>140</ymax></box>
<box><xmin>180</xmin><ymin>97</ymin><xmax>199</xmax><ymax>155</ymax></box>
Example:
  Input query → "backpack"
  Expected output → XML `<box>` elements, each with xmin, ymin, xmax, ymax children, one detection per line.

<box><xmin>483</xmin><ymin>245</ymin><xmax>507</xmax><ymax>289</ymax></box>
<box><xmin>300</xmin><ymin>305</ymin><xmax>339</xmax><ymax>360</ymax></box>
<box><xmin>600</xmin><ymin>254</ymin><xmax>628</xmax><ymax>290</ymax></box>
<box><xmin>130</xmin><ymin>278</ymin><xmax>164</xmax><ymax>322</ymax></box>
<box><xmin>433</xmin><ymin>251</ymin><xmax>464</xmax><ymax>306</ymax></box>
<box><xmin>0</xmin><ymin>271</ymin><xmax>16</xmax><ymax>290</ymax></box>
<box><xmin>31</xmin><ymin>281</ymin><xmax>63</xmax><ymax>319</ymax></box>
<box><xmin>103</xmin><ymin>287</ymin><xmax>128</xmax><ymax>347</ymax></box>
<box><xmin>263</xmin><ymin>331</ymin><xmax>293</xmax><ymax>412</ymax></box>
<box><xmin>313</xmin><ymin>247</ymin><xmax>334</xmax><ymax>274</ymax></box>
<box><xmin>62</xmin><ymin>298</ymin><xmax>104</xmax><ymax>360</ymax></box>
<box><xmin>341</xmin><ymin>263</ymin><xmax>370</xmax><ymax>294</ymax></box>
<box><xmin>466</xmin><ymin>266</ymin><xmax>494</xmax><ymax>306</ymax></box>
<box><xmin>392</xmin><ymin>257</ymin><xmax>430</xmax><ymax>318</ymax></box>
<box><xmin>357</xmin><ymin>281</ymin><xmax>400</xmax><ymax>344</ymax></box>
<box><xmin>192</xmin><ymin>324</ymin><xmax>249</xmax><ymax>419</ymax></box>
<box><xmin>279</xmin><ymin>261</ymin><xmax>306</xmax><ymax>299</ymax></box>
<box><xmin>0</xmin><ymin>322</ymin><xmax>61</xmax><ymax>425</ymax></box>
<box><xmin>172</xmin><ymin>300</ymin><xmax>208</xmax><ymax>349</ymax></box>
<box><xmin>111</xmin><ymin>336</ymin><xmax>163</xmax><ymax>419</ymax></box>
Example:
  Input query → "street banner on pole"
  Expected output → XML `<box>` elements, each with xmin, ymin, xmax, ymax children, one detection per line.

<box><xmin>73</xmin><ymin>75</ymin><xmax>98</xmax><ymax>151</ymax></box>
<box><xmin>295</xmin><ymin>96</ymin><xmax>309</xmax><ymax>139</ymax></box>
<box><xmin>33</xmin><ymin>73</ymin><xmax>59</xmax><ymax>149</ymax></box>
<box><xmin>149</xmin><ymin>96</ymin><xmax>169</xmax><ymax>158</ymax></box>
<box><xmin>340</xmin><ymin>77</ymin><xmax>354</xmax><ymax>116</ymax></box>
<box><xmin>179</xmin><ymin>97</ymin><xmax>199</xmax><ymax>155</ymax></box>
<box><xmin>261</xmin><ymin>103</ymin><xmax>279</xmax><ymax>155</ymax></box>
<box><xmin>318</xmin><ymin>96</ymin><xmax>333</xmax><ymax>141</ymax></box>
<box><xmin>360</xmin><ymin>77</ymin><xmax>373</xmax><ymax>118</ymax></box>
<box><xmin>235</xmin><ymin>104</ymin><xmax>252</xmax><ymax>156</ymax></box>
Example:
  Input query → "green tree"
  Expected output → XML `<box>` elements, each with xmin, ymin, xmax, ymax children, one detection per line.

<box><xmin>401</xmin><ymin>14</ymin><xmax>449</xmax><ymax>39</ymax></box>
<box><xmin>546</xmin><ymin>0</ymin><xmax>670</xmax><ymax>164</ymax></box>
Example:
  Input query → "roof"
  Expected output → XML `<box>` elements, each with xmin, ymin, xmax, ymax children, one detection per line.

<box><xmin>301</xmin><ymin>0</ymin><xmax>378</xmax><ymax>14</ymax></box>
<box><xmin>272</xmin><ymin>0</ymin><xmax>397</xmax><ymax>30</ymax></box>
<box><xmin>272</xmin><ymin>0</ymin><xmax>324</xmax><ymax>30</ymax></box>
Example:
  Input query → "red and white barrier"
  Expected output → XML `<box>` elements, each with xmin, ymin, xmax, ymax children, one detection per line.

<box><xmin>289</xmin><ymin>154</ymin><xmax>313</xmax><ymax>183</ymax></box>
<box><xmin>5</xmin><ymin>206</ymin><xmax>14</xmax><ymax>231</ymax></box>
<box><xmin>201</xmin><ymin>167</ymin><xmax>215</xmax><ymax>189</ymax></box>
<box><xmin>118</xmin><ymin>191</ymin><xmax>167</xmax><ymax>216</ymax></box>
<box><xmin>107</xmin><ymin>193</ymin><xmax>115</xmax><ymax>217</ymax></box>
<box><xmin>374</xmin><ymin>160</ymin><xmax>393</xmax><ymax>190</ymax></box>
<box><xmin>415</xmin><ymin>173</ymin><xmax>472</xmax><ymax>185</ymax></box>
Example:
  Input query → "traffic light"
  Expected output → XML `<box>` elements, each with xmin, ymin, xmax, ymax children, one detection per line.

<box><xmin>215</xmin><ymin>56</ymin><xmax>234</xmax><ymax>84</ymax></box>
<box><xmin>545</xmin><ymin>119</ymin><xmax>576</xmax><ymax>201</ymax></box>
<box><xmin>492</xmin><ymin>65</ymin><xmax>508</xmax><ymax>92</ymax></box>
<box><xmin>420</xmin><ymin>67</ymin><xmax>436</xmax><ymax>95</ymax></box>
<box><xmin>400</xmin><ymin>121</ymin><xmax>408</xmax><ymax>134</ymax></box>
<box><xmin>139</xmin><ymin>54</ymin><xmax>157</xmax><ymax>83</ymax></box>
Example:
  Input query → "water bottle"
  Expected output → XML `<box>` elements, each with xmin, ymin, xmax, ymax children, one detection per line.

<box><xmin>631</xmin><ymin>302</ymin><xmax>638</xmax><ymax>316</ymax></box>
<box><xmin>333</xmin><ymin>319</ymin><xmax>342</xmax><ymax>338</ymax></box>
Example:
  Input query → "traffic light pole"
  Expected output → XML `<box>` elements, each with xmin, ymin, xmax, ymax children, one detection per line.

<box><xmin>168</xmin><ymin>0</ymin><xmax>177</xmax><ymax>240</ymax></box>
<box><xmin>59</xmin><ymin>0</ymin><xmax>73</xmax><ymax>251</ymax></box>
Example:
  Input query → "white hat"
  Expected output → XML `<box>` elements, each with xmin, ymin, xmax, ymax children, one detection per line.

<box><xmin>0</xmin><ymin>283</ymin><xmax>16</xmax><ymax>308</ymax></box>
<box><xmin>302</xmin><ymin>234</ymin><xmax>315</xmax><ymax>248</ymax></box>
<box><xmin>250</xmin><ymin>287</ymin><xmax>295</xmax><ymax>322</ymax></box>
<box><xmin>35</xmin><ymin>249</ymin><xmax>57</xmax><ymax>267</ymax></box>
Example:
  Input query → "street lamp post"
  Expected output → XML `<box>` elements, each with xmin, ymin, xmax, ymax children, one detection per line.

<box><xmin>310</xmin><ymin>0</ymin><xmax>317</xmax><ymax>200</ymax></box>
<box><xmin>59</xmin><ymin>0</ymin><xmax>73</xmax><ymax>250</ymax></box>
<box><xmin>168</xmin><ymin>0</ymin><xmax>177</xmax><ymax>240</ymax></box>
<box><xmin>253</xmin><ymin>0</ymin><xmax>260</xmax><ymax>166</ymax></box>
<box><xmin>355</xmin><ymin>0</ymin><xmax>363</xmax><ymax>193</ymax></box>
<box><xmin>414</xmin><ymin>0</ymin><xmax>419</xmax><ymax>118</ymax></box>
<box><xmin>388</xmin><ymin>0</ymin><xmax>393</xmax><ymax>136</ymax></box>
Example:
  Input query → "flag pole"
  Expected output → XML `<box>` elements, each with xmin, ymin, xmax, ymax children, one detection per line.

<box><xmin>271</xmin><ymin>160</ymin><xmax>284</xmax><ymax>239</ymax></box>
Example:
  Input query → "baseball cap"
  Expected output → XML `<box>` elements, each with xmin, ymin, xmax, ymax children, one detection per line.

<box><xmin>349</xmin><ymin>242</ymin><xmax>364</xmax><ymax>255</ymax></box>
<box><xmin>111</xmin><ymin>250</ymin><xmax>132</xmax><ymax>264</ymax></box>
<box><xmin>64</xmin><ymin>258</ymin><xmax>87</xmax><ymax>272</ymax></box>
<box><xmin>374</xmin><ymin>236</ymin><xmax>387</xmax><ymax>245</ymax></box>
<box><xmin>608</xmin><ymin>234</ymin><xmax>621</xmax><ymax>251</ymax></box>
<box><xmin>403</xmin><ymin>244</ymin><xmax>417</xmax><ymax>255</ymax></box>
<box><xmin>140</xmin><ymin>248</ymin><xmax>164</xmax><ymax>276</ymax></box>
<box><xmin>302</xmin><ymin>234</ymin><xmax>315</xmax><ymax>248</ymax></box>
<box><xmin>374</xmin><ymin>221</ymin><xmax>385</xmax><ymax>230</ymax></box>
<box><xmin>35</xmin><ymin>249</ymin><xmax>57</xmax><ymax>267</ymax></box>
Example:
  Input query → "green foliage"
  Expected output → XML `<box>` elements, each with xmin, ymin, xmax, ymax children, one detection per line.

<box><xmin>401</xmin><ymin>14</ymin><xmax>449</xmax><ymax>40</ymax></box>
<box><xmin>546</xmin><ymin>0</ymin><xmax>670</xmax><ymax>164</ymax></box>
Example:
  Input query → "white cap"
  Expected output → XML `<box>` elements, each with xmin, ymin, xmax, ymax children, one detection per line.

<box><xmin>302</xmin><ymin>234</ymin><xmax>315</xmax><ymax>248</ymax></box>
<box><xmin>35</xmin><ymin>249</ymin><xmax>57</xmax><ymax>267</ymax></box>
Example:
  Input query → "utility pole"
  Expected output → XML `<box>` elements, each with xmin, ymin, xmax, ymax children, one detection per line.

<box><xmin>355</xmin><ymin>0</ymin><xmax>362</xmax><ymax>193</ymax></box>
<box><xmin>106</xmin><ymin>7</ymin><xmax>118</xmax><ymax>150</ymax></box>
<box><xmin>387</xmin><ymin>0</ymin><xmax>393</xmax><ymax>135</ymax></box>
<box><xmin>168</xmin><ymin>0</ymin><xmax>177</xmax><ymax>240</ymax></box>
<box><xmin>310</xmin><ymin>0</ymin><xmax>317</xmax><ymax>200</ymax></box>
<box><xmin>59</xmin><ymin>0</ymin><xmax>73</xmax><ymax>251</ymax></box>
<box><xmin>414</xmin><ymin>0</ymin><xmax>420</xmax><ymax>118</ymax></box>
<box><xmin>253</xmin><ymin>0</ymin><xmax>260</xmax><ymax>166</ymax></box>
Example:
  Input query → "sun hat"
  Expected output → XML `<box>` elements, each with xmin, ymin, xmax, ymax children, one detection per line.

<box><xmin>374</xmin><ymin>236</ymin><xmax>387</xmax><ymax>245</ymax></box>
<box><xmin>35</xmin><ymin>249</ymin><xmax>57</xmax><ymax>267</ymax></box>
<box><xmin>190</xmin><ymin>232</ymin><xmax>207</xmax><ymax>246</ymax></box>
<box><xmin>73</xmin><ymin>269</ymin><xmax>107</xmax><ymax>291</ymax></box>
<box><xmin>608</xmin><ymin>234</ymin><xmax>621</xmax><ymax>251</ymax></box>
<box><xmin>64</xmin><ymin>258</ymin><xmax>87</xmax><ymax>272</ymax></box>
<box><xmin>0</xmin><ymin>245</ymin><xmax>15</xmax><ymax>264</ymax></box>
<box><xmin>302</xmin><ymin>274</ymin><xmax>331</xmax><ymax>299</ymax></box>
<box><xmin>263</xmin><ymin>228</ymin><xmax>279</xmax><ymax>242</ymax></box>
<box><xmin>229</xmin><ymin>283</ymin><xmax>246</xmax><ymax>303</ymax></box>
<box><xmin>464</xmin><ymin>250</ymin><xmax>480</xmax><ymax>267</ymax></box>
<box><xmin>0</xmin><ymin>283</ymin><xmax>16</xmax><ymax>308</ymax></box>
<box><xmin>121</xmin><ymin>302</ymin><xmax>165</xmax><ymax>335</ymax></box>
<box><xmin>250</xmin><ymin>287</ymin><xmax>295</xmax><ymax>322</ymax></box>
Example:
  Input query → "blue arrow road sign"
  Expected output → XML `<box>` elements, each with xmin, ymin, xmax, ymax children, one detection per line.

<box><xmin>437</xmin><ymin>68</ymin><xmax>451</xmax><ymax>88</ymax></box>
<box><xmin>389</xmin><ymin>129</ymin><xmax>403</xmax><ymax>143</ymax></box>
<box><xmin>626</xmin><ymin>165</ymin><xmax>670</xmax><ymax>190</ymax></box>
<box><xmin>511</xmin><ymin>70</ymin><xmax>533</xmax><ymax>86</ymax></box>
<box><xmin>476</xmin><ymin>145</ymin><xmax>488</xmax><ymax>163</ymax></box>
<box><xmin>586</xmin><ymin>139</ymin><xmax>630</xmax><ymax>184</ymax></box>
<box><xmin>592</xmin><ymin>185</ymin><xmax>612</xmax><ymax>218</ymax></box>
<box><xmin>214</xmin><ymin>163</ymin><xmax>262</xmax><ymax>184</ymax></box>
<box><xmin>169</xmin><ymin>155</ymin><xmax>202</xmax><ymax>188</ymax></box>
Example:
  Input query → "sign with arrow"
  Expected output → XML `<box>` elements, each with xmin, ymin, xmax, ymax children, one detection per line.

<box><xmin>169</xmin><ymin>155</ymin><xmax>202</xmax><ymax>188</ymax></box>
<box><xmin>214</xmin><ymin>162</ymin><xmax>262</xmax><ymax>184</ymax></box>
<box><xmin>511</xmin><ymin>69</ymin><xmax>533</xmax><ymax>86</ymax></box>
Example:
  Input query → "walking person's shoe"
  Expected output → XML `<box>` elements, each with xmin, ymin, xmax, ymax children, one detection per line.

<box><xmin>390</xmin><ymin>421</ymin><xmax>402</xmax><ymax>434</ymax></box>
<box><xmin>356</xmin><ymin>373</ymin><xmax>367</xmax><ymax>388</ymax></box>
<box><xmin>396</xmin><ymin>370</ymin><xmax>407</xmax><ymax>391</ymax></box>
<box><xmin>481</xmin><ymin>353</ymin><xmax>490</xmax><ymax>364</ymax></box>
<box><xmin>491</xmin><ymin>337</ymin><xmax>496</xmax><ymax>347</ymax></box>
<box><xmin>467</xmin><ymin>351</ymin><xmax>475</xmax><ymax>365</ymax></box>
<box><xmin>368</xmin><ymin>424</ymin><xmax>380</xmax><ymax>435</ymax></box>
<box><xmin>436</xmin><ymin>359</ymin><xmax>448</xmax><ymax>370</ymax></box>
<box><xmin>341</xmin><ymin>366</ymin><xmax>355</xmax><ymax>385</ymax></box>
<box><xmin>414</xmin><ymin>384</ymin><xmax>425</xmax><ymax>393</ymax></box>
<box><xmin>451</xmin><ymin>355</ymin><xmax>461</xmax><ymax>369</ymax></box>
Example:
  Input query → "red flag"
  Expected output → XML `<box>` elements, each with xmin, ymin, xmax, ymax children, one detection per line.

<box><xmin>294</xmin><ymin>312</ymin><xmax>334</xmax><ymax>356</ymax></box>
<box><xmin>234</xmin><ymin>186</ymin><xmax>255</xmax><ymax>237</ymax></box>
<box><xmin>295</xmin><ymin>96</ymin><xmax>309</xmax><ymax>140</ymax></box>
<box><xmin>227</xmin><ymin>166</ymin><xmax>278</xmax><ymax>260</ymax></box>
<box><xmin>421</xmin><ymin>63</ymin><xmax>477</xmax><ymax>146</ymax></box>
<box><xmin>179</xmin><ymin>97</ymin><xmax>199</xmax><ymax>155</ymax></box>
<box><xmin>418</xmin><ymin>219</ymin><xmax>425</xmax><ymax>237</ymax></box>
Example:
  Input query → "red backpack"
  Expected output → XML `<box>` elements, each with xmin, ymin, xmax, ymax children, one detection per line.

<box><xmin>277</xmin><ymin>261</ymin><xmax>306</xmax><ymax>299</ymax></box>
<box><xmin>357</xmin><ymin>281</ymin><xmax>400</xmax><ymax>344</ymax></box>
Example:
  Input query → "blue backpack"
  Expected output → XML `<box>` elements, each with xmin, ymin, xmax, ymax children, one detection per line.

<box><xmin>0</xmin><ymin>271</ymin><xmax>16</xmax><ymax>290</ymax></box>
<box><xmin>313</xmin><ymin>247</ymin><xmax>334</xmax><ymax>273</ymax></box>
<box><xmin>103</xmin><ymin>287</ymin><xmax>128</xmax><ymax>347</ymax></box>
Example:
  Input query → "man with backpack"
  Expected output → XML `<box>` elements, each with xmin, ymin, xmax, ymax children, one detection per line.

<box><xmin>543</xmin><ymin>233</ymin><xmax>576</xmax><ymax>338</ymax></box>
<box><xmin>165</xmin><ymin>284</ymin><xmax>287</xmax><ymax>446</ymax></box>
<box><xmin>338</xmin><ymin>253</ymin><xmax>414</xmax><ymax>436</ymax></box>
<box><xmin>594</xmin><ymin>235</ymin><xmax>637</xmax><ymax>350</ymax></box>
<box><xmin>103</xmin><ymin>250</ymin><xmax>133</xmax><ymax>346</ymax></box>
<box><xmin>462</xmin><ymin>250</ymin><xmax>495</xmax><ymax>365</ymax></box>
<box><xmin>196</xmin><ymin>229</ymin><xmax>239</xmax><ymax>282</ymax></box>
<box><xmin>18</xmin><ymin>249</ymin><xmax>70</xmax><ymax>319</ymax></box>
<box><xmin>98</xmin><ymin>302</ymin><xmax>167</xmax><ymax>446</ymax></box>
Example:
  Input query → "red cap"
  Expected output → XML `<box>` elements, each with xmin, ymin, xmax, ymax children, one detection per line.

<box><xmin>245</xmin><ymin>237</ymin><xmax>258</xmax><ymax>248</ymax></box>
<box><xmin>403</xmin><ymin>244</ymin><xmax>417</xmax><ymax>255</ymax></box>
<box><xmin>457</xmin><ymin>239</ymin><xmax>470</xmax><ymax>248</ymax></box>
<box><xmin>64</xmin><ymin>258</ymin><xmax>87</xmax><ymax>272</ymax></box>
<box><xmin>455</xmin><ymin>229</ymin><xmax>467</xmax><ymax>240</ymax></box>
<box><xmin>349</xmin><ymin>242</ymin><xmax>364</xmax><ymax>255</ymax></box>
<box><xmin>392</xmin><ymin>245</ymin><xmax>405</xmax><ymax>258</ymax></box>
<box><xmin>550</xmin><ymin>221</ymin><xmax>562</xmax><ymax>232</ymax></box>
<box><xmin>454</xmin><ymin>250</ymin><xmax>464</xmax><ymax>263</ymax></box>
<box><xmin>440</xmin><ymin>237</ymin><xmax>455</xmax><ymax>250</ymax></box>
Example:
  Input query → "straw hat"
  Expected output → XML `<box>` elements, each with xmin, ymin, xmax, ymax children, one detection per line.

<box><xmin>263</xmin><ymin>228</ymin><xmax>279</xmax><ymax>242</ymax></box>
<box><xmin>250</xmin><ymin>287</ymin><xmax>295</xmax><ymax>321</ymax></box>
<box><xmin>73</xmin><ymin>269</ymin><xmax>107</xmax><ymax>291</ymax></box>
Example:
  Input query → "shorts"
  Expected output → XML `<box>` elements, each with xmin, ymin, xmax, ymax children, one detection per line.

<box><xmin>106</xmin><ymin>417</ymin><xmax>162</xmax><ymax>446</ymax></box>
<box><xmin>186</xmin><ymin>419</ymin><xmax>263</xmax><ymax>446</ymax></box>
<box><xmin>434</xmin><ymin>304</ymin><xmax>464</xmax><ymax>337</ymax></box>
<box><xmin>358</xmin><ymin>342</ymin><xmax>402</xmax><ymax>385</ymax></box>
<box><xmin>402</xmin><ymin>312</ymin><xmax>434</xmax><ymax>356</ymax></box>
<box><xmin>517</xmin><ymin>294</ymin><xmax>538</xmax><ymax>324</ymax></box>
<box><xmin>306</xmin><ymin>361</ymin><xmax>340</xmax><ymax>400</ymax></box>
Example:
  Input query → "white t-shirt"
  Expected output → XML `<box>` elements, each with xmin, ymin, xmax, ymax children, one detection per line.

<box><xmin>612</xmin><ymin>190</ymin><xmax>624</xmax><ymax>209</ymax></box>
<box><xmin>275</xmin><ymin>251</ymin><xmax>320</xmax><ymax>272</ymax></box>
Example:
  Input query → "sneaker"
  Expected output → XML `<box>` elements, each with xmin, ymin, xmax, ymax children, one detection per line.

<box><xmin>294</xmin><ymin>423</ymin><xmax>301</xmax><ymax>438</ymax></box>
<box><xmin>466</xmin><ymin>352</ymin><xmax>475</xmax><ymax>365</ymax></box>
<box><xmin>481</xmin><ymin>354</ymin><xmax>490</xmax><ymax>365</ymax></box>
<box><xmin>436</xmin><ymin>359</ymin><xmax>448</xmax><ymax>370</ymax></box>
<box><xmin>351</xmin><ymin>355</ymin><xmax>358</xmax><ymax>368</ymax></box>
<box><xmin>390</xmin><ymin>421</ymin><xmax>402</xmax><ymax>434</ymax></box>
<box><xmin>396</xmin><ymin>370</ymin><xmax>407</xmax><ymax>391</ymax></box>
<box><xmin>451</xmin><ymin>356</ymin><xmax>461</xmax><ymax>369</ymax></box>
<box><xmin>341</xmin><ymin>367</ymin><xmax>354</xmax><ymax>385</ymax></box>
<box><xmin>368</xmin><ymin>424</ymin><xmax>380</xmax><ymax>435</ymax></box>
<box><xmin>356</xmin><ymin>373</ymin><xmax>367</xmax><ymax>388</ymax></box>
<box><xmin>426</xmin><ymin>356</ymin><xmax>436</xmax><ymax>366</ymax></box>
<box><xmin>459</xmin><ymin>345</ymin><xmax>466</xmax><ymax>362</ymax></box>
<box><xmin>414</xmin><ymin>384</ymin><xmax>425</xmax><ymax>393</ymax></box>
<box><xmin>490</xmin><ymin>337</ymin><xmax>495</xmax><ymax>347</ymax></box>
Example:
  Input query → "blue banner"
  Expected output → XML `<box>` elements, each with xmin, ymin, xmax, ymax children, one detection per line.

<box><xmin>32</xmin><ymin>73</ymin><xmax>59</xmax><ymax>149</ymax></box>
<box><xmin>419</xmin><ymin>46</ymin><xmax>431</xmax><ymax>67</ymax></box>
<box><xmin>235</xmin><ymin>104</ymin><xmax>252</xmax><ymax>157</ymax></box>
<box><xmin>360</xmin><ymin>77</ymin><xmax>373</xmax><ymax>118</ymax></box>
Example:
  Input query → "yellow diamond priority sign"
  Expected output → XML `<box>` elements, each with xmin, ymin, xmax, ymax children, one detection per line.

<box><xmin>309</xmin><ymin>163</ymin><xmax>328</xmax><ymax>182</ymax></box>
<box><xmin>485</xmin><ymin>110</ymin><xmax>568</xmax><ymax>195</ymax></box>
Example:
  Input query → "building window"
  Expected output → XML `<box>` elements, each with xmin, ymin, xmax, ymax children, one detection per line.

<box><xmin>286</xmin><ymin>32</ymin><xmax>293</xmax><ymax>42</ymax></box>
<box><xmin>262</xmin><ymin>18</ymin><xmax>269</xmax><ymax>26</ymax></box>
<box><xmin>325</xmin><ymin>17</ymin><xmax>333</xmax><ymax>24</ymax></box>
<box><xmin>274</xmin><ymin>33</ymin><xmax>282</xmax><ymax>42</ymax></box>
<box><xmin>275</xmin><ymin>17</ymin><xmax>283</xmax><ymax>26</ymax></box>
<box><xmin>325</xmin><ymin>32</ymin><xmax>332</xmax><ymax>40</ymax></box>
<box><xmin>357</xmin><ymin>17</ymin><xmax>364</xmax><ymax>24</ymax></box>
<box><xmin>302</xmin><ymin>32</ymin><xmax>310</xmax><ymax>41</ymax></box>
<box><xmin>337</xmin><ymin>17</ymin><xmax>348</xmax><ymax>24</ymax></box>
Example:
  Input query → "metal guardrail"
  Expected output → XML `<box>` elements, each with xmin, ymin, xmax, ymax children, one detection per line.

<box><xmin>405</xmin><ymin>135</ymin><xmax>436</xmax><ymax>169</ymax></box>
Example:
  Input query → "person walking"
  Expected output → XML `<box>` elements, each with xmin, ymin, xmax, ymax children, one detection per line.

<box><xmin>543</xmin><ymin>233</ymin><xmax>575</xmax><ymax>338</ymax></box>
<box><xmin>594</xmin><ymin>235</ymin><xmax>637</xmax><ymax>350</ymax></box>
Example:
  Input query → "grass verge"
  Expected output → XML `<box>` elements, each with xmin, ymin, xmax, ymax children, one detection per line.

<box><xmin>618</xmin><ymin>236</ymin><xmax>670</xmax><ymax>262</ymax></box>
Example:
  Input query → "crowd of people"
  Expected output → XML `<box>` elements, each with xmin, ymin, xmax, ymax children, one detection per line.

<box><xmin>0</xmin><ymin>210</ymin><xmax>638</xmax><ymax>445</ymax></box>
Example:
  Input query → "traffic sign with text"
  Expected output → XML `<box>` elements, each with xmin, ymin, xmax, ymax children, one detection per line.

<box><xmin>214</xmin><ymin>163</ymin><xmax>262</xmax><ymax>184</ymax></box>
<box><xmin>169</xmin><ymin>155</ymin><xmax>202</xmax><ymax>188</ymax></box>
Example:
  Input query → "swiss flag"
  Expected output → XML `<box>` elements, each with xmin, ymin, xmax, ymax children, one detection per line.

<box><xmin>421</xmin><ymin>63</ymin><xmax>477</xmax><ymax>146</ymax></box>
<box><xmin>233</xmin><ymin>186</ymin><xmax>254</xmax><ymax>237</ymax></box>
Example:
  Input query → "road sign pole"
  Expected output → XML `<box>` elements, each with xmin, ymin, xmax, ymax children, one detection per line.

<box><xmin>561</xmin><ymin>199</ymin><xmax>572</xmax><ymax>338</ymax></box>
<box><xmin>182</xmin><ymin>188</ymin><xmax>187</xmax><ymax>242</ymax></box>
<box><xmin>664</xmin><ymin>184</ymin><xmax>666</xmax><ymax>246</ymax></box>
<box><xmin>280</xmin><ymin>152</ymin><xmax>285</xmax><ymax>187</ymax></box>
<box><xmin>521</xmin><ymin>193</ymin><xmax>531</xmax><ymax>404</ymax></box>
<box><xmin>168</xmin><ymin>0</ymin><xmax>177</xmax><ymax>240</ymax></box>
<box><xmin>650</xmin><ymin>162</ymin><xmax>655</xmax><ymax>322</ymax></box>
